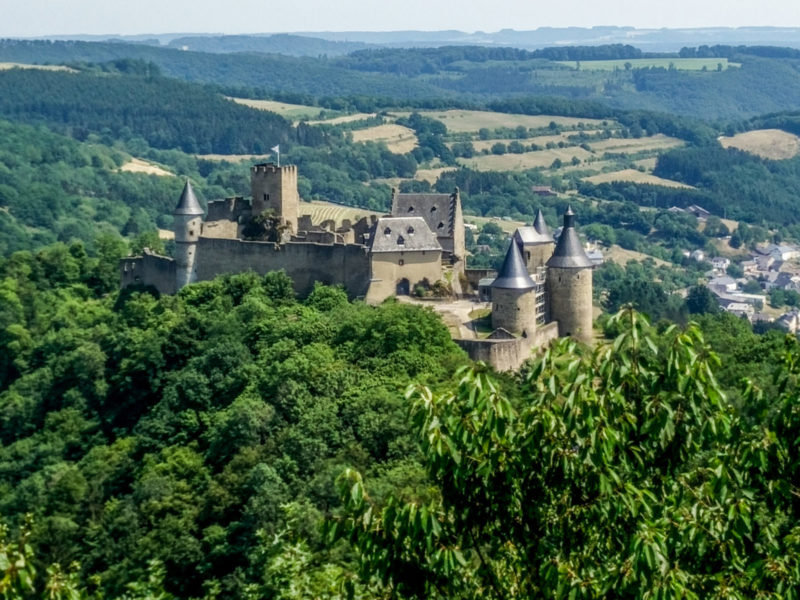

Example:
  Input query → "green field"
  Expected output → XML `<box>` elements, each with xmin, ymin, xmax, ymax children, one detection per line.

<box><xmin>561</xmin><ymin>58</ymin><xmax>740</xmax><ymax>71</ymax></box>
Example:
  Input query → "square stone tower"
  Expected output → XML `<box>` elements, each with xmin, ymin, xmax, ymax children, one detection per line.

<box><xmin>250</xmin><ymin>163</ymin><xmax>299</xmax><ymax>233</ymax></box>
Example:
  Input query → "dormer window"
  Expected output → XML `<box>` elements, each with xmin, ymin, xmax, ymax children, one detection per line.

<box><xmin>431</xmin><ymin>206</ymin><xmax>437</xmax><ymax>212</ymax></box>
<box><xmin>407</xmin><ymin>206</ymin><xmax>414</xmax><ymax>212</ymax></box>
<box><xmin>407</xmin><ymin>226</ymin><xmax>415</xmax><ymax>235</ymax></box>
<box><xmin>437</xmin><ymin>222</ymin><xmax>444</xmax><ymax>229</ymax></box>
<box><xmin>397</xmin><ymin>235</ymin><xmax>405</xmax><ymax>245</ymax></box>
<box><xmin>384</xmin><ymin>227</ymin><xmax>392</xmax><ymax>235</ymax></box>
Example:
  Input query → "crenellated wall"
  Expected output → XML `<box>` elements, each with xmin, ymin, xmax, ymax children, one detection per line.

<box><xmin>194</xmin><ymin>237</ymin><xmax>371</xmax><ymax>299</ymax></box>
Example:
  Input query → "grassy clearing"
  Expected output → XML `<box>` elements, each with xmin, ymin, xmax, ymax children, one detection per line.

<box><xmin>562</xmin><ymin>58</ymin><xmax>739</xmax><ymax>71</ymax></box>
<box><xmin>391</xmin><ymin>109</ymin><xmax>606</xmax><ymax>133</ymax></box>
<box><xmin>458</xmin><ymin>146</ymin><xmax>594</xmax><ymax>171</ymax></box>
<box><xmin>351</xmin><ymin>124</ymin><xmax>418</xmax><ymax>153</ymax></box>
<box><xmin>583</xmin><ymin>169</ymin><xmax>693</xmax><ymax>189</ymax></box>
<box><xmin>719</xmin><ymin>129</ymin><xmax>800</xmax><ymax>160</ymax></box>
<box><xmin>119</xmin><ymin>157</ymin><xmax>174</xmax><ymax>177</ymax></box>
<box><xmin>227</xmin><ymin>97</ymin><xmax>326</xmax><ymax>120</ymax></box>
<box><xmin>605</xmin><ymin>245</ymin><xmax>669</xmax><ymax>267</ymax></box>
<box><xmin>0</xmin><ymin>62</ymin><xmax>76</xmax><ymax>72</ymax></box>
<box><xmin>300</xmin><ymin>200</ymin><xmax>381</xmax><ymax>226</ymax></box>
<box><xmin>307</xmin><ymin>112</ymin><xmax>376</xmax><ymax>125</ymax></box>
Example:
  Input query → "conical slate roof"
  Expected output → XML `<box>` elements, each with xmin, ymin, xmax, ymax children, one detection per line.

<box><xmin>492</xmin><ymin>240</ymin><xmax>536</xmax><ymax>289</ymax></box>
<box><xmin>173</xmin><ymin>180</ymin><xmax>203</xmax><ymax>216</ymax></box>
<box><xmin>547</xmin><ymin>206</ymin><xmax>593</xmax><ymax>269</ymax></box>
<box><xmin>533</xmin><ymin>209</ymin><xmax>551</xmax><ymax>237</ymax></box>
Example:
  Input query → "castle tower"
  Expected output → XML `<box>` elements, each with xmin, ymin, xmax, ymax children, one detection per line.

<box><xmin>173</xmin><ymin>180</ymin><xmax>204</xmax><ymax>290</ymax></box>
<box><xmin>546</xmin><ymin>207</ymin><xmax>593</xmax><ymax>344</ymax></box>
<box><xmin>250</xmin><ymin>162</ymin><xmax>298</xmax><ymax>233</ymax></box>
<box><xmin>513</xmin><ymin>209</ymin><xmax>555</xmax><ymax>273</ymax></box>
<box><xmin>490</xmin><ymin>240</ymin><xmax>538</xmax><ymax>337</ymax></box>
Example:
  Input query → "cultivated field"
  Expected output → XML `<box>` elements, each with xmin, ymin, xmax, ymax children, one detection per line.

<box><xmin>588</xmin><ymin>134</ymin><xmax>684</xmax><ymax>154</ymax></box>
<box><xmin>583</xmin><ymin>169</ymin><xmax>693</xmax><ymax>188</ymax></box>
<box><xmin>719</xmin><ymin>129</ymin><xmax>800</xmax><ymax>160</ymax></box>
<box><xmin>391</xmin><ymin>110</ymin><xmax>606</xmax><ymax>133</ymax></box>
<box><xmin>119</xmin><ymin>158</ymin><xmax>173</xmax><ymax>177</ymax></box>
<box><xmin>415</xmin><ymin>167</ymin><xmax>456</xmax><ymax>184</ymax></box>
<box><xmin>351</xmin><ymin>124</ymin><xmax>418</xmax><ymax>153</ymax></box>
<box><xmin>0</xmin><ymin>62</ymin><xmax>76</xmax><ymax>72</ymax></box>
<box><xmin>300</xmin><ymin>200</ymin><xmax>381</xmax><ymax>226</ymax></box>
<box><xmin>194</xmin><ymin>154</ymin><xmax>271</xmax><ymax>162</ymax></box>
<box><xmin>563</xmin><ymin>58</ymin><xmax>739</xmax><ymax>71</ymax></box>
<box><xmin>458</xmin><ymin>146</ymin><xmax>595</xmax><ymax>171</ymax></box>
<box><xmin>227</xmin><ymin>97</ymin><xmax>327</xmax><ymax>120</ymax></box>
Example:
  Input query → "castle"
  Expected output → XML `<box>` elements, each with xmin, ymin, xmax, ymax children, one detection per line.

<box><xmin>120</xmin><ymin>162</ymin><xmax>593</xmax><ymax>370</ymax></box>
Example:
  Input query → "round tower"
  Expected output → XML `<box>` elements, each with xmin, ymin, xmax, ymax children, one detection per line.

<box><xmin>490</xmin><ymin>240</ymin><xmax>538</xmax><ymax>337</ymax></box>
<box><xmin>546</xmin><ymin>207</ymin><xmax>593</xmax><ymax>344</ymax></box>
<box><xmin>173</xmin><ymin>180</ymin><xmax>204</xmax><ymax>290</ymax></box>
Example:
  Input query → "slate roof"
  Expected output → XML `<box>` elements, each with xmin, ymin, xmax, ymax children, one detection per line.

<box><xmin>369</xmin><ymin>217</ymin><xmax>441</xmax><ymax>253</ymax></box>
<box><xmin>514</xmin><ymin>226</ymin><xmax>552</xmax><ymax>245</ymax></box>
<box><xmin>173</xmin><ymin>180</ymin><xmax>204</xmax><ymax>216</ymax></box>
<box><xmin>491</xmin><ymin>241</ymin><xmax>536</xmax><ymax>290</ymax></box>
<box><xmin>546</xmin><ymin>207</ymin><xmax>593</xmax><ymax>269</ymax></box>
<box><xmin>533</xmin><ymin>209</ymin><xmax>551</xmax><ymax>237</ymax></box>
<box><xmin>391</xmin><ymin>191</ymin><xmax>456</xmax><ymax>238</ymax></box>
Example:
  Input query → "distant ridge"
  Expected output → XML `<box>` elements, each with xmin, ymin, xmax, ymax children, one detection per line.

<box><xmin>16</xmin><ymin>27</ymin><xmax>800</xmax><ymax>52</ymax></box>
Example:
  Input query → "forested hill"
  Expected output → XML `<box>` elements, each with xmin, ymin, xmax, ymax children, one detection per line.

<box><xmin>0</xmin><ymin>258</ymin><xmax>468</xmax><ymax>597</ymax></box>
<box><xmin>0</xmin><ymin>66</ymin><xmax>297</xmax><ymax>153</ymax></box>
<box><xmin>165</xmin><ymin>33</ymin><xmax>373</xmax><ymax>56</ymax></box>
<box><xmin>3</xmin><ymin>40</ymin><xmax>800</xmax><ymax>119</ymax></box>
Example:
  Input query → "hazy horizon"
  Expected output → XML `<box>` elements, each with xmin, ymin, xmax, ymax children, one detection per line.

<box><xmin>4</xmin><ymin>0</ymin><xmax>800</xmax><ymax>38</ymax></box>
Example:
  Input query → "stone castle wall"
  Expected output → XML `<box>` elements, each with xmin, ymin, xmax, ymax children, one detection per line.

<box><xmin>194</xmin><ymin>237</ymin><xmax>371</xmax><ymax>299</ymax></box>
<box><xmin>456</xmin><ymin>321</ymin><xmax>559</xmax><ymax>371</ymax></box>
<box><xmin>120</xmin><ymin>251</ymin><xmax>177</xmax><ymax>295</ymax></box>
<box><xmin>547</xmin><ymin>267</ymin><xmax>593</xmax><ymax>344</ymax></box>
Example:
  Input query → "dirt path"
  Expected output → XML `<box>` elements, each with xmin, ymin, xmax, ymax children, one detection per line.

<box><xmin>396</xmin><ymin>296</ymin><xmax>488</xmax><ymax>339</ymax></box>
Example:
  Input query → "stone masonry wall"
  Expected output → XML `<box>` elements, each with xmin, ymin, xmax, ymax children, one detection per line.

<box><xmin>194</xmin><ymin>237</ymin><xmax>371</xmax><ymax>299</ymax></box>
<box><xmin>455</xmin><ymin>321</ymin><xmax>559</xmax><ymax>371</ymax></box>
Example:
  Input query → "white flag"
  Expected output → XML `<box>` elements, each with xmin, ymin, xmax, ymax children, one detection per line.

<box><xmin>271</xmin><ymin>145</ymin><xmax>280</xmax><ymax>153</ymax></box>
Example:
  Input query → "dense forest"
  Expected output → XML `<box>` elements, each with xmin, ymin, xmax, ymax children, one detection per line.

<box><xmin>0</xmin><ymin>65</ymin><xmax>297</xmax><ymax>154</ymax></box>
<box><xmin>0</xmin><ymin>247</ymin><xmax>797</xmax><ymax>597</ymax></box>
<box><xmin>0</xmin><ymin>247</ymin><xmax>468</xmax><ymax>597</ymax></box>
<box><xmin>3</xmin><ymin>39</ymin><xmax>800</xmax><ymax>119</ymax></box>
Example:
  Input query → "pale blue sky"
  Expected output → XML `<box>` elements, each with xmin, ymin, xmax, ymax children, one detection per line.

<box><xmin>2</xmin><ymin>0</ymin><xmax>799</xmax><ymax>37</ymax></box>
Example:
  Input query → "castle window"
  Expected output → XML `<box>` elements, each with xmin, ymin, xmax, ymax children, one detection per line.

<box><xmin>397</xmin><ymin>235</ymin><xmax>405</xmax><ymax>245</ymax></box>
<box><xmin>189</xmin><ymin>230</ymin><xmax>194</xmax><ymax>236</ymax></box>
<box><xmin>431</xmin><ymin>206</ymin><xmax>437</xmax><ymax>212</ymax></box>
<box><xmin>384</xmin><ymin>227</ymin><xmax>392</xmax><ymax>235</ymax></box>
<box><xmin>407</xmin><ymin>226</ymin><xmax>415</xmax><ymax>235</ymax></box>
<box><xmin>399</xmin><ymin>259</ymin><xmax>405</xmax><ymax>266</ymax></box>
<box><xmin>437</xmin><ymin>222</ymin><xmax>444</xmax><ymax>229</ymax></box>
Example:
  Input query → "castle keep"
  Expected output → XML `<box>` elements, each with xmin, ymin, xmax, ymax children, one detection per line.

<box><xmin>120</xmin><ymin>163</ymin><xmax>593</xmax><ymax>370</ymax></box>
